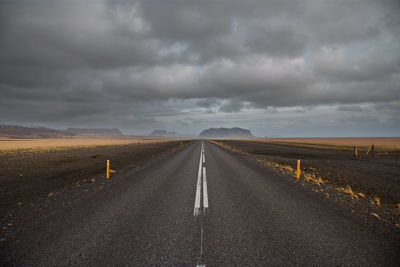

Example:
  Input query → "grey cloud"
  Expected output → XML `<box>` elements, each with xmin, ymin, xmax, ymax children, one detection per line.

<box><xmin>336</xmin><ymin>105</ymin><xmax>364</xmax><ymax>112</ymax></box>
<box><xmin>0</xmin><ymin>0</ymin><xmax>399</xmax><ymax>136</ymax></box>
<box><xmin>243</xmin><ymin>19</ymin><xmax>308</xmax><ymax>58</ymax></box>
<box><xmin>196</xmin><ymin>98</ymin><xmax>220</xmax><ymax>109</ymax></box>
<box><xmin>137</xmin><ymin>0</ymin><xmax>309</xmax><ymax>62</ymax></box>
<box><xmin>339</xmin><ymin>115</ymin><xmax>381</xmax><ymax>124</ymax></box>
<box><xmin>0</xmin><ymin>1</ymin><xmax>162</xmax><ymax>71</ymax></box>
<box><xmin>99</xmin><ymin>57</ymin><xmax>316</xmax><ymax>106</ymax></box>
<box><xmin>218</xmin><ymin>98</ymin><xmax>244</xmax><ymax>113</ymax></box>
<box><xmin>312</xmin><ymin>48</ymin><xmax>400</xmax><ymax>83</ymax></box>
<box><xmin>304</xmin><ymin>0</ymin><xmax>384</xmax><ymax>45</ymax></box>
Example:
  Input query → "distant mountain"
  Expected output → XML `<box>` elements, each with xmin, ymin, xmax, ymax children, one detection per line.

<box><xmin>0</xmin><ymin>124</ymin><xmax>72</xmax><ymax>138</ymax></box>
<box><xmin>66</xmin><ymin>128</ymin><xmax>122</xmax><ymax>136</ymax></box>
<box><xmin>149</xmin><ymin>130</ymin><xmax>180</xmax><ymax>137</ymax></box>
<box><xmin>0</xmin><ymin>124</ymin><xmax>123</xmax><ymax>138</ymax></box>
<box><xmin>198</xmin><ymin>127</ymin><xmax>255</xmax><ymax>139</ymax></box>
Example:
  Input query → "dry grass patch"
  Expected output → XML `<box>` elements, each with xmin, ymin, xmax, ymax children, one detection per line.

<box><xmin>258</xmin><ymin>159</ymin><xmax>295</xmax><ymax>176</ymax></box>
<box><xmin>249</xmin><ymin>137</ymin><xmax>400</xmax><ymax>153</ymax></box>
<box><xmin>209</xmin><ymin>140</ymin><xmax>249</xmax><ymax>154</ymax></box>
<box><xmin>0</xmin><ymin>138</ymin><xmax>170</xmax><ymax>152</ymax></box>
<box><xmin>304</xmin><ymin>173</ymin><xmax>325</xmax><ymax>186</ymax></box>
<box><xmin>370</xmin><ymin>196</ymin><xmax>382</xmax><ymax>207</ymax></box>
<box><xmin>257</xmin><ymin>158</ymin><xmax>327</xmax><ymax>187</ymax></box>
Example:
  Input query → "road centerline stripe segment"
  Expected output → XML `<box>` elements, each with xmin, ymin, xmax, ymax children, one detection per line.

<box><xmin>194</xmin><ymin>142</ymin><xmax>203</xmax><ymax>216</ymax></box>
<box><xmin>203</xmin><ymin>166</ymin><xmax>208</xmax><ymax>212</ymax></box>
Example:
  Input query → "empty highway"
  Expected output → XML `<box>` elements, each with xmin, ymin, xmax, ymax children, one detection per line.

<box><xmin>1</xmin><ymin>141</ymin><xmax>399</xmax><ymax>266</ymax></box>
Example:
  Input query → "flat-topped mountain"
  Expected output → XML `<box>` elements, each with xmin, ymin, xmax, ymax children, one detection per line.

<box><xmin>198</xmin><ymin>127</ymin><xmax>254</xmax><ymax>139</ymax></box>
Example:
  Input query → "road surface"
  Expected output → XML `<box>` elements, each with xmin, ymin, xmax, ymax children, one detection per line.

<box><xmin>1</xmin><ymin>141</ymin><xmax>399</xmax><ymax>265</ymax></box>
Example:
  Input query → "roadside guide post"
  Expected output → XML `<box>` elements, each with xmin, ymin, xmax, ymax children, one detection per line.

<box><xmin>106</xmin><ymin>160</ymin><xmax>110</xmax><ymax>179</ymax></box>
<box><xmin>296</xmin><ymin>160</ymin><xmax>301</xmax><ymax>179</ymax></box>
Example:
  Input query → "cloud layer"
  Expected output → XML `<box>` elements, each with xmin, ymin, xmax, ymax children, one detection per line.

<box><xmin>0</xmin><ymin>0</ymin><xmax>399</xmax><ymax>136</ymax></box>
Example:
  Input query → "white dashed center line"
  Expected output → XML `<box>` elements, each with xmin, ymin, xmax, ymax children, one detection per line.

<box><xmin>194</xmin><ymin>142</ymin><xmax>203</xmax><ymax>216</ymax></box>
<box><xmin>194</xmin><ymin>141</ymin><xmax>209</xmax><ymax>266</ymax></box>
<box><xmin>202</xmin><ymin>166</ymin><xmax>208</xmax><ymax>212</ymax></box>
<box><xmin>194</xmin><ymin>141</ymin><xmax>209</xmax><ymax>216</ymax></box>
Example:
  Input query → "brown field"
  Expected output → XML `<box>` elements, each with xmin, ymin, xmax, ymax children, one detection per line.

<box><xmin>0</xmin><ymin>138</ymin><xmax>175</xmax><ymax>151</ymax></box>
<box><xmin>251</xmin><ymin>138</ymin><xmax>400</xmax><ymax>152</ymax></box>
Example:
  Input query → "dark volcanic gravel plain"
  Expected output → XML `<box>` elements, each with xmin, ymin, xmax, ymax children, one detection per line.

<box><xmin>217</xmin><ymin>140</ymin><xmax>400</xmax><ymax>227</ymax></box>
<box><xmin>221</xmin><ymin>140</ymin><xmax>400</xmax><ymax>204</ymax></box>
<box><xmin>0</xmin><ymin>140</ymin><xmax>398</xmax><ymax>265</ymax></box>
<box><xmin>0</xmin><ymin>140</ymin><xmax>189</xmax><ymax>216</ymax></box>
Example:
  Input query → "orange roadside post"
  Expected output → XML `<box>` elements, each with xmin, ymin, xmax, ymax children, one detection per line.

<box><xmin>106</xmin><ymin>160</ymin><xmax>110</xmax><ymax>179</ymax></box>
<box><xmin>296</xmin><ymin>160</ymin><xmax>301</xmax><ymax>179</ymax></box>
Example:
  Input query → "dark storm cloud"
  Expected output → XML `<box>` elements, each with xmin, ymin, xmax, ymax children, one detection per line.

<box><xmin>0</xmin><ymin>1</ymin><xmax>162</xmax><ymax>70</ymax></box>
<box><xmin>0</xmin><ymin>0</ymin><xmax>399</xmax><ymax>136</ymax></box>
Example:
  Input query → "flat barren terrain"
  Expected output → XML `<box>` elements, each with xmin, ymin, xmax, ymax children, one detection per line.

<box><xmin>0</xmin><ymin>138</ymin><xmax>173</xmax><ymax>151</ymax></box>
<box><xmin>0</xmin><ymin>139</ymin><xmax>189</xmax><ymax>216</ymax></box>
<box><xmin>215</xmin><ymin>139</ymin><xmax>400</xmax><ymax>227</ymax></box>
<box><xmin>1</xmin><ymin>140</ymin><xmax>398</xmax><ymax>265</ymax></box>
<box><xmin>256</xmin><ymin>137</ymin><xmax>400</xmax><ymax>152</ymax></box>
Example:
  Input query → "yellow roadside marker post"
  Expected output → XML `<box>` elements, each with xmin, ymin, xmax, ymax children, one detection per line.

<box><xmin>296</xmin><ymin>160</ymin><xmax>301</xmax><ymax>179</ymax></box>
<box><xmin>106</xmin><ymin>160</ymin><xmax>110</xmax><ymax>179</ymax></box>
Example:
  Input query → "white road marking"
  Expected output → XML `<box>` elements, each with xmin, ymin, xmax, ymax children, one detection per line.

<box><xmin>202</xmin><ymin>166</ymin><xmax>208</xmax><ymax>212</ymax></box>
<box><xmin>195</xmin><ymin>141</ymin><xmax>208</xmax><ymax>266</ymax></box>
<box><xmin>193</xmin><ymin>142</ymin><xmax>203</xmax><ymax>216</ymax></box>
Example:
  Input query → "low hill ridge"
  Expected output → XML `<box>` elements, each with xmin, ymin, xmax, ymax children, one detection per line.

<box><xmin>66</xmin><ymin>128</ymin><xmax>122</xmax><ymax>136</ymax></box>
<box><xmin>0</xmin><ymin>124</ymin><xmax>123</xmax><ymax>138</ymax></box>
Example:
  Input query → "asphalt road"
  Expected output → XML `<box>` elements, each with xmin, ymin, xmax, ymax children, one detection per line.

<box><xmin>1</xmin><ymin>141</ymin><xmax>399</xmax><ymax>266</ymax></box>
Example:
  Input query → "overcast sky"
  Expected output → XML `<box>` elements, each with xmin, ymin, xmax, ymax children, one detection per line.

<box><xmin>0</xmin><ymin>0</ymin><xmax>399</xmax><ymax>137</ymax></box>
